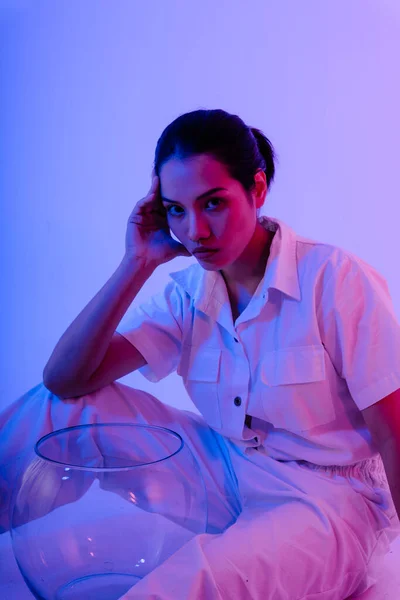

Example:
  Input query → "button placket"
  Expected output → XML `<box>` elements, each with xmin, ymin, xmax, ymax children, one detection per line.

<box><xmin>228</xmin><ymin>352</ymin><xmax>250</xmax><ymax>439</ymax></box>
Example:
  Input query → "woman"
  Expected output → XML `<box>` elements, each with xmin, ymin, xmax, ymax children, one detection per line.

<box><xmin>3</xmin><ymin>109</ymin><xmax>400</xmax><ymax>598</ymax></box>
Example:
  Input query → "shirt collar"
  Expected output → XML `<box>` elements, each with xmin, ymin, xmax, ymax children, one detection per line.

<box><xmin>169</xmin><ymin>215</ymin><xmax>301</xmax><ymax>325</ymax></box>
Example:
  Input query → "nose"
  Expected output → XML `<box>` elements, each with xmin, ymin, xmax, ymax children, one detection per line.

<box><xmin>187</xmin><ymin>212</ymin><xmax>210</xmax><ymax>242</ymax></box>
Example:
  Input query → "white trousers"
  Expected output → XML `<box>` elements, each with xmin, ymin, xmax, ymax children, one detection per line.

<box><xmin>1</xmin><ymin>381</ymin><xmax>398</xmax><ymax>599</ymax></box>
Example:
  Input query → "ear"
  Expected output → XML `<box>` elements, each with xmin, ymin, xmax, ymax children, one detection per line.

<box><xmin>254</xmin><ymin>169</ymin><xmax>268</xmax><ymax>210</ymax></box>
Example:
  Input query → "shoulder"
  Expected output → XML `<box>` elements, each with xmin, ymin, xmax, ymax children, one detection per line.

<box><xmin>295</xmin><ymin>231</ymin><xmax>387</xmax><ymax>291</ymax></box>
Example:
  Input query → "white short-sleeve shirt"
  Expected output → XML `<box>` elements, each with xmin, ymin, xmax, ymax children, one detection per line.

<box><xmin>116</xmin><ymin>216</ymin><xmax>400</xmax><ymax>466</ymax></box>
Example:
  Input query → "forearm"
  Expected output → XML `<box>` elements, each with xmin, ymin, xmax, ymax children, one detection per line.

<box><xmin>378</xmin><ymin>436</ymin><xmax>400</xmax><ymax>522</ymax></box>
<box><xmin>43</xmin><ymin>255</ymin><xmax>155</xmax><ymax>391</ymax></box>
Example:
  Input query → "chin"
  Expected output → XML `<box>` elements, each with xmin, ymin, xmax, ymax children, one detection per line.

<box><xmin>198</xmin><ymin>262</ymin><xmax>220</xmax><ymax>271</ymax></box>
<box><xmin>192</xmin><ymin>251</ymin><xmax>221</xmax><ymax>268</ymax></box>
<box><xmin>196</xmin><ymin>253</ymin><xmax>233</xmax><ymax>272</ymax></box>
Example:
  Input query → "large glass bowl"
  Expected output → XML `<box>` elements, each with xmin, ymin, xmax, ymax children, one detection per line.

<box><xmin>10</xmin><ymin>423</ymin><xmax>208</xmax><ymax>600</ymax></box>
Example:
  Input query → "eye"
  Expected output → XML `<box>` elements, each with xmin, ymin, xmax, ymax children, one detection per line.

<box><xmin>166</xmin><ymin>198</ymin><xmax>222</xmax><ymax>217</ymax></box>
<box><xmin>165</xmin><ymin>205</ymin><xmax>182</xmax><ymax>217</ymax></box>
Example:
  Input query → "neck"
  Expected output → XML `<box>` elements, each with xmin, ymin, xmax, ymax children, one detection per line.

<box><xmin>220</xmin><ymin>222</ymin><xmax>273</xmax><ymax>293</ymax></box>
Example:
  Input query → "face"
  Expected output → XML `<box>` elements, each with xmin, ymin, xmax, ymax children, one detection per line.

<box><xmin>159</xmin><ymin>154</ymin><xmax>268</xmax><ymax>275</ymax></box>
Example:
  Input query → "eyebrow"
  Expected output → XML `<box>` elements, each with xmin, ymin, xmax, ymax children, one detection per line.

<box><xmin>161</xmin><ymin>187</ymin><xmax>228</xmax><ymax>205</ymax></box>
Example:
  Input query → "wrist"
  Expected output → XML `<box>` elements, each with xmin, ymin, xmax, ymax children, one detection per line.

<box><xmin>120</xmin><ymin>253</ymin><xmax>158</xmax><ymax>275</ymax></box>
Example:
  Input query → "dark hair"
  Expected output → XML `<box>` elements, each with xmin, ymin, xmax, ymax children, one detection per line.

<box><xmin>153</xmin><ymin>109</ymin><xmax>278</xmax><ymax>202</ymax></box>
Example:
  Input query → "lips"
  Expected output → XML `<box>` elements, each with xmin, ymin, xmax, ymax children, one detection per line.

<box><xmin>193</xmin><ymin>247</ymin><xmax>219</xmax><ymax>254</ymax></box>
<box><xmin>193</xmin><ymin>249</ymin><xmax>219</xmax><ymax>259</ymax></box>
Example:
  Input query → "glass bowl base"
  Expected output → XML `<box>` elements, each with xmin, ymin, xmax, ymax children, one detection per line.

<box><xmin>55</xmin><ymin>572</ymin><xmax>141</xmax><ymax>600</ymax></box>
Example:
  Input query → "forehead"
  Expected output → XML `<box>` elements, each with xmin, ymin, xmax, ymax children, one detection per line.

<box><xmin>159</xmin><ymin>155</ymin><xmax>231</xmax><ymax>184</ymax></box>
<box><xmin>159</xmin><ymin>156</ymin><xmax>242</xmax><ymax>207</ymax></box>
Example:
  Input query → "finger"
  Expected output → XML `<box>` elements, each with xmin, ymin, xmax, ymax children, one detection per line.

<box><xmin>151</xmin><ymin>176</ymin><xmax>159</xmax><ymax>192</ymax></box>
<box><xmin>135</xmin><ymin>191</ymin><xmax>159</xmax><ymax>210</ymax></box>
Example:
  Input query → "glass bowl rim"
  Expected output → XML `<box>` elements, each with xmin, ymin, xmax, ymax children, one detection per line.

<box><xmin>34</xmin><ymin>422</ymin><xmax>184</xmax><ymax>472</ymax></box>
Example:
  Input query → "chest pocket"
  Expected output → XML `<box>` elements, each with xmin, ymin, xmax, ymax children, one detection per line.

<box><xmin>260</xmin><ymin>345</ymin><xmax>335</xmax><ymax>432</ymax></box>
<box><xmin>177</xmin><ymin>346</ymin><xmax>222</xmax><ymax>429</ymax></box>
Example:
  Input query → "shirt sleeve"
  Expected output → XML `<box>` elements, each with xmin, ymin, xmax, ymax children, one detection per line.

<box><xmin>115</xmin><ymin>280</ymin><xmax>185</xmax><ymax>383</ymax></box>
<box><xmin>317</xmin><ymin>253</ymin><xmax>400</xmax><ymax>410</ymax></box>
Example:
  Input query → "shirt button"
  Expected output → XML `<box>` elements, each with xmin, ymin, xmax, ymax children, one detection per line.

<box><xmin>234</xmin><ymin>396</ymin><xmax>242</xmax><ymax>406</ymax></box>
